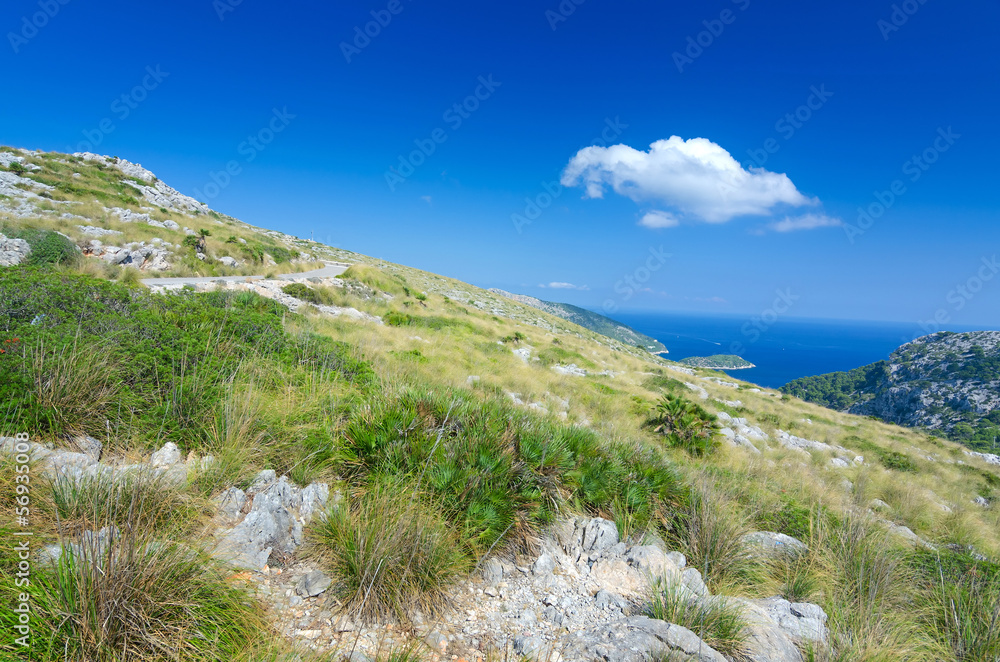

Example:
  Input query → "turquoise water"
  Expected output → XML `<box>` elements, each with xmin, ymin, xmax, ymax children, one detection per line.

<box><xmin>610</xmin><ymin>311</ymin><xmax>994</xmax><ymax>389</ymax></box>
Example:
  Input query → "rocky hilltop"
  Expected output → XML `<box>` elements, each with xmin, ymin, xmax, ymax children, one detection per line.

<box><xmin>783</xmin><ymin>331</ymin><xmax>1000</xmax><ymax>449</ymax></box>
<box><xmin>490</xmin><ymin>289</ymin><xmax>667</xmax><ymax>353</ymax></box>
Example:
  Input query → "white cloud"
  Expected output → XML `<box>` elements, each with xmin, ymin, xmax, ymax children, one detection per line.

<box><xmin>561</xmin><ymin>136</ymin><xmax>817</xmax><ymax>224</ymax></box>
<box><xmin>767</xmin><ymin>213</ymin><xmax>842</xmax><ymax>233</ymax></box>
<box><xmin>539</xmin><ymin>282</ymin><xmax>589</xmax><ymax>290</ymax></box>
<box><xmin>420</xmin><ymin>195</ymin><xmax>432</xmax><ymax>204</ymax></box>
<box><xmin>639</xmin><ymin>210</ymin><xmax>680</xmax><ymax>229</ymax></box>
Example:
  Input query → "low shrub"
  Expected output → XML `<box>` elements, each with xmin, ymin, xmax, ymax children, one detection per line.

<box><xmin>843</xmin><ymin>435</ymin><xmax>918</xmax><ymax>473</ymax></box>
<box><xmin>645</xmin><ymin>394</ymin><xmax>719</xmax><ymax>457</ymax></box>
<box><xmin>0</xmin><ymin>271</ymin><xmax>373</xmax><ymax>447</ymax></box>
<box><xmin>385</xmin><ymin>312</ymin><xmax>474</xmax><ymax>333</ymax></box>
<box><xmin>340</xmin><ymin>389</ymin><xmax>687</xmax><ymax>554</ymax></box>
<box><xmin>3</xmin><ymin>227</ymin><xmax>78</xmax><ymax>266</ymax></box>
<box><xmin>282</xmin><ymin>282</ymin><xmax>323</xmax><ymax>305</ymax></box>
<box><xmin>537</xmin><ymin>345</ymin><xmax>593</xmax><ymax>368</ymax></box>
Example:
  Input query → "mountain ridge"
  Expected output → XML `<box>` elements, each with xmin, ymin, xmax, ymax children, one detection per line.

<box><xmin>489</xmin><ymin>288</ymin><xmax>668</xmax><ymax>353</ymax></box>
<box><xmin>782</xmin><ymin>330</ymin><xmax>1000</xmax><ymax>450</ymax></box>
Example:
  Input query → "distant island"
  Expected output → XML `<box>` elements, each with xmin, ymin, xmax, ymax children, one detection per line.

<box><xmin>680</xmin><ymin>354</ymin><xmax>755</xmax><ymax>370</ymax></box>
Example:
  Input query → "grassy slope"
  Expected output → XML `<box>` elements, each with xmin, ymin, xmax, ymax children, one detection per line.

<box><xmin>1</xmin><ymin>147</ymin><xmax>999</xmax><ymax>661</ymax></box>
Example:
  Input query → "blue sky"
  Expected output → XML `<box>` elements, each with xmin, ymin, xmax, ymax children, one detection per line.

<box><xmin>3</xmin><ymin>0</ymin><xmax>999</xmax><ymax>326</ymax></box>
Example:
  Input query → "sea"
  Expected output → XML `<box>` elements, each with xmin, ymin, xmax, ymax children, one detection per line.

<box><xmin>610</xmin><ymin>311</ymin><xmax>994</xmax><ymax>389</ymax></box>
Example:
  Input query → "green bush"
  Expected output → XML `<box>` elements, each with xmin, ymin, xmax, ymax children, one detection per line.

<box><xmin>645</xmin><ymin>394</ymin><xmax>719</xmax><ymax>457</ymax></box>
<box><xmin>281</xmin><ymin>282</ymin><xmax>323</xmax><ymax>305</ymax></box>
<box><xmin>7</xmin><ymin>161</ymin><xmax>26</xmax><ymax>176</ymax></box>
<box><xmin>642</xmin><ymin>373</ymin><xmax>685</xmax><ymax>393</ymax></box>
<box><xmin>340</xmin><ymin>389</ymin><xmax>687</xmax><ymax>554</ymax></box>
<box><xmin>264</xmin><ymin>244</ymin><xmax>297</xmax><ymax>264</ymax></box>
<box><xmin>537</xmin><ymin>345</ymin><xmax>593</xmax><ymax>368</ymax></box>
<box><xmin>842</xmin><ymin>436</ymin><xmax>918</xmax><ymax>473</ymax></box>
<box><xmin>2</xmin><ymin>227</ymin><xmax>77</xmax><ymax>266</ymax></box>
<box><xmin>385</xmin><ymin>312</ymin><xmax>474</xmax><ymax>332</ymax></box>
<box><xmin>0</xmin><ymin>270</ymin><xmax>372</xmax><ymax>444</ymax></box>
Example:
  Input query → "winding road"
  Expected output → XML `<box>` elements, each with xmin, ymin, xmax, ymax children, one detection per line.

<box><xmin>141</xmin><ymin>262</ymin><xmax>351</xmax><ymax>288</ymax></box>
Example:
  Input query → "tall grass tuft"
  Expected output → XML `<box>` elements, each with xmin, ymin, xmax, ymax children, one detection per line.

<box><xmin>647</xmin><ymin>580</ymin><xmax>748</xmax><ymax>658</ymax></box>
<box><xmin>670</xmin><ymin>480</ymin><xmax>754</xmax><ymax>592</ymax></box>
<box><xmin>308</xmin><ymin>479</ymin><xmax>469</xmax><ymax>624</ymax></box>
<box><xmin>0</xmin><ymin>474</ymin><xmax>267</xmax><ymax>661</ymax></box>
<box><xmin>27</xmin><ymin>336</ymin><xmax>121</xmax><ymax>437</ymax></box>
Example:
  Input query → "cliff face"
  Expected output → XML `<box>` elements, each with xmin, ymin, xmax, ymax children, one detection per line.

<box><xmin>849</xmin><ymin>331</ymin><xmax>1000</xmax><ymax>433</ymax></box>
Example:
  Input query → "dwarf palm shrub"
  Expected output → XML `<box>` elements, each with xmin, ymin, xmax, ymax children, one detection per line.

<box><xmin>340</xmin><ymin>388</ymin><xmax>687</xmax><ymax>554</ymax></box>
<box><xmin>646</xmin><ymin>394</ymin><xmax>719</xmax><ymax>457</ymax></box>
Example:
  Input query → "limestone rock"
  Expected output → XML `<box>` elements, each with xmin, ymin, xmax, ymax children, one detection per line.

<box><xmin>212</xmin><ymin>474</ymin><xmax>329</xmax><ymax>570</ymax></box>
<box><xmin>296</xmin><ymin>569</ymin><xmax>332</xmax><ymax>597</ymax></box>
<box><xmin>0</xmin><ymin>233</ymin><xmax>31</xmax><ymax>266</ymax></box>
<box><xmin>741</xmin><ymin>531</ymin><xmax>808</xmax><ymax>559</ymax></box>
<box><xmin>558</xmin><ymin>616</ymin><xmax>727</xmax><ymax>662</ymax></box>
<box><xmin>150</xmin><ymin>442</ymin><xmax>181</xmax><ymax>468</ymax></box>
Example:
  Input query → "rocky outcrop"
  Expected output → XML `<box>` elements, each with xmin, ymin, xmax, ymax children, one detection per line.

<box><xmin>559</xmin><ymin>616</ymin><xmax>728</xmax><ymax>662</ymax></box>
<box><xmin>211</xmin><ymin>469</ymin><xmax>332</xmax><ymax>570</ymax></box>
<box><xmin>0</xmin><ymin>437</ymin><xmax>329</xmax><ymax>572</ymax></box>
<box><xmin>84</xmin><ymin>239</ymin><xmax>174</xmax><ymax>271</ymax></box>
<box><xmin>741</xmin><ymin>531</ymin><xmax>808</xmax><ymax>560</ymax></box>
<box><xmin>76</xmin><ymin>153</ymin><xmax>212</xmax><ymax>215</ymax></box>
<box><xmin>717</xmin><ymin>412</ymin><xmax>768</xmax><ymax>453</ymax></box>
<box><xmin>0</xmin><ymin>233</ymin><xmax>31</xmax><ymax>266</ymax></box>
<box><xmin>432</xmin><ymin>516</ymin><xmax>829</xmax><ymax>662</ymax></box>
